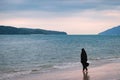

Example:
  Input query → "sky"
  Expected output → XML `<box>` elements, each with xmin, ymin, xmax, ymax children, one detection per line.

<box><xmin>0</xmin><ymin>0</ymin><xmax>120</xmax><ymax>34</ymax></box>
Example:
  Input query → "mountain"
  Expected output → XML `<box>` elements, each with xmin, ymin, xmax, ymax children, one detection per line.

<box><xmin>0</xmin><ymin>25</ymin><xmax>67</xmax><ymax>35</ymax></box>
<box><xmin>99</xmin><ymin>25</ymin><xmax>120</xmax><ymax>35</ymax></box>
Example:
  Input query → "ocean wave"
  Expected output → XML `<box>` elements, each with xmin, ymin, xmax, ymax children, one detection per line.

<box><xmin>53</xmin><ymin>62</ymin><xmax>80</xmax><ymax>69</ymax></box>
<box><xmin>0</xmin><ymin>70</ymin><xmax>32</xmax><ymax>80</ymax></box>
<box><xmin>89</xmin><ymin>56</ymin><xmax>120</xmax><ymax>61</ymax></box>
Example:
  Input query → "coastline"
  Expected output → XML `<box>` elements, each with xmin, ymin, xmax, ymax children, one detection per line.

<box><xmin>5</xmin><ymin>62</ymin><xmax>120</xmax><ymax>80</ymax></box>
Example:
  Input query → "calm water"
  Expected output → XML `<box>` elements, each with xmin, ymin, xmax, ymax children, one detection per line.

<box><xmin>0</xmin><ymin>35</ymin><xmax>120</xmax><ymax>79</ymax></box>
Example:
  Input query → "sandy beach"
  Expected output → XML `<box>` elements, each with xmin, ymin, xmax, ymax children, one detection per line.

<box><xmin>6</xmin><ymin>62</ymin><xmax>120</xmax><ymax>80</ymax></box>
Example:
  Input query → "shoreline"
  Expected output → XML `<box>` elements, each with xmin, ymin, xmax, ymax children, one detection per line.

<box><xmin>5</xmin><ymin>62</ymin><xmax>120</xmax><ymax>80</ymax></box>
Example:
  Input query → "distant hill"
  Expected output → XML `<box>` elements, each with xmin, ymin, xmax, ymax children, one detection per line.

<box><xmin>99</xmin><ymin>25</ymin><xmax>120</xmax><ymax>35</ymax></box>
<box><xmin>0</xmin><ymin>25</ymin><xmax>67</xmax><ymax>35</ymax></box>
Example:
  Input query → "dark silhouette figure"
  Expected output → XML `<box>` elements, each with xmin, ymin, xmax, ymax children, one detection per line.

<box><xmin>81</xmin><ymin>48</ymin><xmax>89</xmax><ymax>72</ymax></box>
<box><xmin>83</xmin><ymin>71</ymin><xmax>90</xmax><ymax>80</ymax></box>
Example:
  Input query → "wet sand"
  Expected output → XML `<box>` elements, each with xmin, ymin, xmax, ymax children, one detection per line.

<box><xmin>7</xmin><ymin>62</ymin><xmax>120</xmax><ymax>80</ymax></box>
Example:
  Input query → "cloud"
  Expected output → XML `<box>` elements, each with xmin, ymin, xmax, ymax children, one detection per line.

<box><xmin>1</xmin><ymin>0</ymin><xmax>120</xmax><ymax>12</ymax></box>
<box><xmin>0</xmin><ymin>9</ymin><xmax>120</xmax><ymax>34</ymax></box>
<box><xmin>0</xmin><ymin>0</ymin><xmax>120</xmax><ymax>34</ymax></box>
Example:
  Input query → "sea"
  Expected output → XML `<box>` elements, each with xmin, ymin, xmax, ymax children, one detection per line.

<box><xmin>0</xmin><ymin>35</ymin><xmax>120</xmax><ymax>79</ymax></box>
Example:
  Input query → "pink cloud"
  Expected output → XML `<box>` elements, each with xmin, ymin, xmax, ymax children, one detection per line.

<box><xmin>0</xmin><ymin>10</ymin><xmax>120</xmax><ymax>34</ymax></box>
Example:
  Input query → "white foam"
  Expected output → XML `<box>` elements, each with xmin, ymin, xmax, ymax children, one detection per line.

<box><xmin>53</xmin><ymin>62</ymin><xmax>80</xmax><ymax>69</ymax></box>
<box><xmin>0</xmin><ymin>70</ymin><xmax>32</xmax><ymax>80</ymax></box>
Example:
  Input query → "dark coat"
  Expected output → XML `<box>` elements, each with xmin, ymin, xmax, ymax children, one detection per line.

<box><xmin>81</xmin><ymin>48</ymin><xmax>87</xmax><ymax>63</ymax></box>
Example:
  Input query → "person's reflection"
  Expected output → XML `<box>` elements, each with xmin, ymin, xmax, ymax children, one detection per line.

<box><xmin>83</xmin><ymin>71</ymin><xmax>90</xmax><ymax>80</ymax></box>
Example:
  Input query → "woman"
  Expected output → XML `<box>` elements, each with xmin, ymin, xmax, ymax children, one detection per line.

<box><xmin>81</xmin><ymin>48</ymin><xmax>89</xmax><ymax>72</ymax></box>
